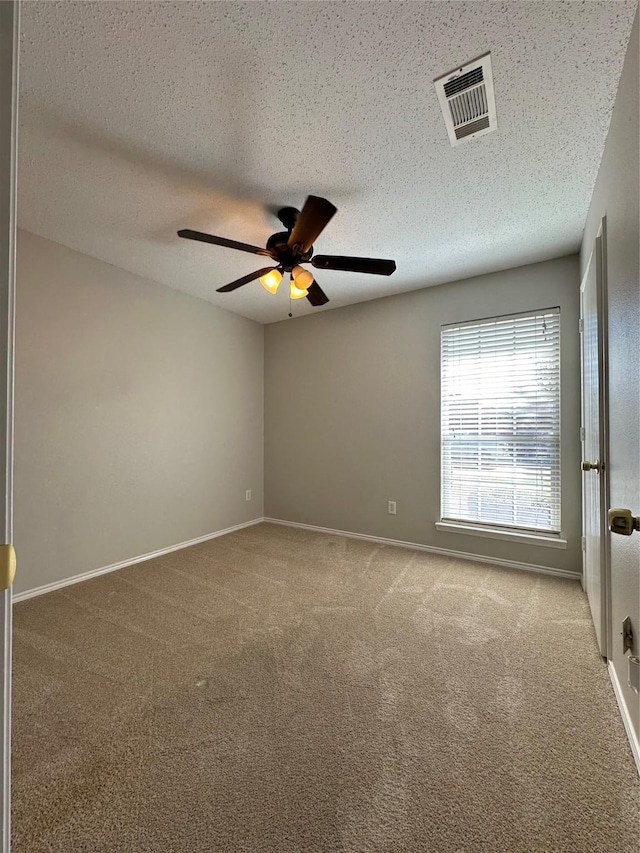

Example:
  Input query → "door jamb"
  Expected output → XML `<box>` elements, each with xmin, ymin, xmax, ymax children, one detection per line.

<box><xmin>580</xmin><ymin>216</ymin><xmax>611</xmax><ymax>660</ymax></box>
<box><xmin>596</xmin><ymin>217</ymin><xmax>612</xmax><ymax>661</ymax></box>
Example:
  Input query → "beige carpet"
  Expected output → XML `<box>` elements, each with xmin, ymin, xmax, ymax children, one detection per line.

<box><xmin>11</xmin><ymin>522</ymin><xmax>640</xmax><ymax>852</ymax></box>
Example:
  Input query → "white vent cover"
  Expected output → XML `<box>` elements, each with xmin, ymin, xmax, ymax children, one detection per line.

<box><xmin>434</xmin><ymin>53</ymin><xmax>497</xmax><ymax>147</ymax></box>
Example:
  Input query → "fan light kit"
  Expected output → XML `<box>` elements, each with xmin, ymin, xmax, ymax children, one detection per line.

<box><xmin>178</xmin><ymin>196</ymin><xmax>397</xmax><ymax>309</ymax></box>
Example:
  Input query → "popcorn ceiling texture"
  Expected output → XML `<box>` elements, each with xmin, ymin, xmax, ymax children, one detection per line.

<box><xmin>11</xmin><ymin>523</ymin><xmax>640</xmax><ymax>851</ymax></box>
<box><xmin>18</xmin><ymin>1</ymin><xmax>637</xmax><ymax>324</ymax></box>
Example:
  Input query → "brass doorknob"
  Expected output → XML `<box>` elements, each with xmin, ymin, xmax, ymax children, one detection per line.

<box><xmin>608</xmin><ymin>508</ymin><xmax>640</xmax><ymax>536</ymax></box>
<box><xmin>581</xmin><ymin>460</ymin><xmax>601</xmax><ymax>472</ymax></box>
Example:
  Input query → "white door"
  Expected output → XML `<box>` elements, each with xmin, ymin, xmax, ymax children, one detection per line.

<box><xmin>580</xmin><ymin>221</ymin><xmax>609</xmax><ymax>658</ymax></box>
<box><xmin>0</xmin><ymin>2</ymin><xmax>18</xmax><ymax>850</ymax></box>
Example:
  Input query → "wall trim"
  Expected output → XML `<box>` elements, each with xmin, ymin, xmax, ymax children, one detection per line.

<box><xmin>14</xmin><ymin>514</ymin><xmax>582</xmax><ymax>603</ymax></box>
<box><xmin>608</xmin><ymin>660</ymin><xmax>640</xmax><ymax>776</ymax></box>
<box><xmin>435</xmin><ymin>520</ymin><xmax>567</xmax><ymax>549</ymax></box>
<box><xmin>13</xmin><ymin>518</ymin><xmax>264</xmax><ymax>603</ymax></box>
<box><xmin>264</xmin><ymin>518</ymin><xmax>580</xmax><ymax>580</ymax></box>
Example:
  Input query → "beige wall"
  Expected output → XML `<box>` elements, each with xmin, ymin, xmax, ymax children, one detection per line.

<box><xmin>14</xmin><ymin>230</ymin><xmax>264</xmax><ymax>595</ymax></box>
<box><xmin>581</xmin><ymin>13</ymin><xmax>639</xmax><ymax>738</ymax></box>
<box><xmin>265</xmin><ymin>254</ymin><xmax>581</xmax><ymax>574</ymax></box>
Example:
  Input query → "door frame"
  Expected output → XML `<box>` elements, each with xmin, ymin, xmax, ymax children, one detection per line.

<box><xmin>0</xmin><ymin>1</ymin><xmax>18</xmax><ymax>849</ymax></box>
<box><xmin>579</xmin><ymin>216</ymin><xmax>612</xmax><ymax>659</ymax></box>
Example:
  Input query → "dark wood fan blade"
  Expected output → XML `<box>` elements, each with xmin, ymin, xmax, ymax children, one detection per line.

<box><xmin>306</xmin><ymin>279</ymin><xmax>329</xmax><ymax>307</ymax></box>
<box><xmin>311</xmin><ymin>255</ymin><xmax>396</xmax><ymax>275</ymax></box>
<box><xmin>178</xmin><ymin>229</ymin><xmax>273</xmax><ymax>257</ymax></box>
<box><xmin>216</xmin><ymin>267</ymin><xmax>277</xmax><ymax>293</ymax></box>
<box><xmin>287</xmin><ymin>196</ymin><xmax>337</xmax><ymax>253</ymax></box>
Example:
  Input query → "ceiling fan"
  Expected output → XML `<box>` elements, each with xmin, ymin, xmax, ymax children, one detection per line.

<box><xmin>177</xmin><ymin>196</ymin><xmax>396</xmax><ymax>307</ymax></box>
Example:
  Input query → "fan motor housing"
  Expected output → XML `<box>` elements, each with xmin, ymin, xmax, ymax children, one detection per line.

<box><xmin>266</xmin><ymin>230</ymin><xmax>312</xmax><ymax>271</ymax></box>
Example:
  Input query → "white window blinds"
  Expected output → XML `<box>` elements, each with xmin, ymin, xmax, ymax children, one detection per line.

<box><xmin>441</xmin><ymin>309</ymin><xmax>561</xmax><ymax>533</ymax></box>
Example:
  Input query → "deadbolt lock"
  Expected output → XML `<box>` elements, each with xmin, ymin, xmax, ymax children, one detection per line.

<box><xmin>581</xmin><ymin>460</ymin><xmax>601</xmax><ymax>472</ymax></box>
<box><xmin>608</xmin><ymin>508</ymin><xmax>640</xmax><ymax>536</ymax></box>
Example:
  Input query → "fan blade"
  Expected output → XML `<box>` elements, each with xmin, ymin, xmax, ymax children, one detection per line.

<box><xmin>216</xmin><ymin>267</ymin><xmax>277</xmax><ymax>293</ymax></box>
<box><xmin>306</xmin><ymin>279</ymin><xmax>330</xmax><ymax>307</ymax></box>
<box><xmin>311</xmin><ymin>255</ymin><xmax>396</xmax><ymax>276</ymax></box>
<box><xmin>288</xmin><ymin>196</ymin><xmax>337</xmax><ymax>253</ymax></box>
<box><xmin>178</xmin><ymin>229</ymin><xmax>273</xmax><ymax>257</ymax></box>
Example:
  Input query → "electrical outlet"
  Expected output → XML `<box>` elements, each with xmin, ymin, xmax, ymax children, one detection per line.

<box><xmin>245</xmin><ymin>490</ymin><xmax>252</xmax><ymax>502</ymax></box>
<box><xmin>388</xmin><ymin>500</ymin><xmax>397</xmax><ymax>515</ymax></box>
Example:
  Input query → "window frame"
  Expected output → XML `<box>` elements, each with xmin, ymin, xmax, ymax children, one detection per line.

<box><xmin>439</xmin><ymin>307</ymin><xmax>562</xmax><ymax>539</ymax></box>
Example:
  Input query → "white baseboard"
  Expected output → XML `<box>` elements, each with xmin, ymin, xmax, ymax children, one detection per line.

<box><xmin>264</xmin><ymin>517</ymin><xmax>581</xmax><ymax>580</ymax></box>
<box><xmin>14</xmin><ymin>514</ymin><xmax>580</xmax><ymax>603</ymax></box>
<box><xmin>13</xmin><ymin>518</ymin><xmax>264</xmax><ymax>603</ymax></box>
<box><xmin>608</xmin><ymin>660</ymin><xmax>640</xmax><ymax>776</ymax></box>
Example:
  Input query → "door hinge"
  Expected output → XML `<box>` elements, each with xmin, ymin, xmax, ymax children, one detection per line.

<box><xmin>0</xmin><ymin>545</ymin><xmax>16</xmax><ymax>591</ymax></box>
<box><xmin>581</xmin><ymin>535</ymin><xmax>586</xmax><ymax>551</ymax></box>
<box><xmin>580</xmin><ymin>426</ymin><xmax>585</xmax><ymax>441</ymax></box>
<box><xmin>579</xmin><ymin>318</ymin><xmax>584</xmax><ymax>333</ymax></box>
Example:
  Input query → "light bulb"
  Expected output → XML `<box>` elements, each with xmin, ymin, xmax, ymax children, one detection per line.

<box><xmin>259</xmin><ymin>268</ymin><xmax>282</xmax><ymax>294</ymax></box>
<box><xmin>291</xmin><ymin>265</ymin><xmax>314</xmax><ymax>289</ymax></box>
<box><xmin>289</xmin><ymin>280</ymin><xmax>309</xmax><ymax>300</ymax></box>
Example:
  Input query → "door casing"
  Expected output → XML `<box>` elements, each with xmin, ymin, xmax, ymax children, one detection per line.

<box><xmin>0</xmin><ymin>1</ymin><xmax>18</xmax><ymax>849</ymax></box>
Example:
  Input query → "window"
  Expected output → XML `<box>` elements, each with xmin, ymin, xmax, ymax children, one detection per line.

<box><xmin>441</xmin><ymin>309</ymin><xmax>561</xmax><ymax>534</ymax></box>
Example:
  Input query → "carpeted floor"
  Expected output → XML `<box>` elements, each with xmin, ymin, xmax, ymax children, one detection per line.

<box><xmin>11</xmin><ymin>522</ymin><xmax>640</xmax><ymax>852</ymax></box>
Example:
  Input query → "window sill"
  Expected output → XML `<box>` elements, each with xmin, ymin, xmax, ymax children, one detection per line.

<box><xmin>435</xmin><ymin>521</ymin><xmax>567</xmax><ymax>549</ymax></box>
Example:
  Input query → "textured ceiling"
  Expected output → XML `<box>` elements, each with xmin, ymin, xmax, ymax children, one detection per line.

<box><xmin>18</xmin><ymin>1</ymin><xmax>638</xmax><ymax>324</ymax></box>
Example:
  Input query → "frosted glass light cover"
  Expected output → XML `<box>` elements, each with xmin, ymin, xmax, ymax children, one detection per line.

<box><xmin>289</xmin><ymin>280</ymin><xmax>309</xmax><ymax>300</ymax></box>
<box><xmin>291</xmin><ymin>265</ymin><xmax>314</xmax><ymax>289</ymax></box>
<box><xmin>259</xmin><ymin>269</ymin><xmax>282</xmax><ymax>294</ymax></box>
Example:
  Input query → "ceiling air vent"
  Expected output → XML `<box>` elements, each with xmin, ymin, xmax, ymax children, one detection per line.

<box><xmin>434</xmin><ymin>53</ymin><xmax>497</xmax><ymax>147</ymax></box>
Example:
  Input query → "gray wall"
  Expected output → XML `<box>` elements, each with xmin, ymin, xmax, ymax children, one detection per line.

<box><xmin>581</xmin><ymin>12</ymin><xmax>639</xmax><ymax>738</ymax></box>
<box><xmin>14</xmin><ymin>230</ymin><xmax>264</xmax><ymax>595</ymax></box>
<box><xmin>265</xmin><ymin>254</ymin><xmax>581</xmax><ymax>574</ymax></box>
